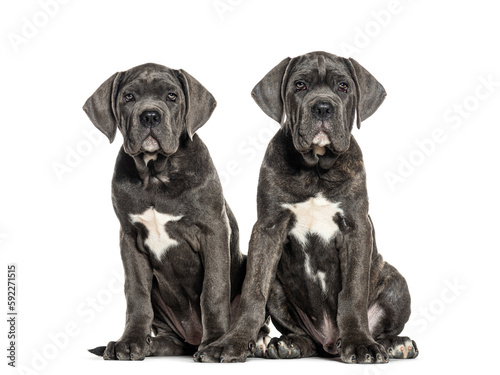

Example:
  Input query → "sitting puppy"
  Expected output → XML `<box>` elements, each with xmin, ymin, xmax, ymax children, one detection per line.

<box><xmin>195</xmin><ymin>52</ymin><xmax>418</xmax><ymax>364</ymax></box>
<box><xmin>83</xmin><ymin>63</ymin><xmax>247</xmax><ymax>360</ymax></box>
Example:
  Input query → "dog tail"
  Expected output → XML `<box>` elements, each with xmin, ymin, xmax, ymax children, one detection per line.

<box><xmin>88</xmin><ymin>346</ymin><xmax>106</xmax><ymax>356</ymax></box>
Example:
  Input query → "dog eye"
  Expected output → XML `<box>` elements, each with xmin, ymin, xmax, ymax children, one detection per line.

<box><xmin>338</xmin><ymin>82</ymin><xmax>349</xmax><ymax>93</ymax></box>
<box><xmin>124</xmin><ymin>93</ymin><xmax>135</xmax><ymax>102</ymax></box>
<box><xmin>166</xmin><ymin>93</ymin><xmax>177</xmax><ymax>102</ymax></box>
<box><xmin>295</xmin><ymin>81</ymin><xmax>307</xmax><ymax>91</ymax></box>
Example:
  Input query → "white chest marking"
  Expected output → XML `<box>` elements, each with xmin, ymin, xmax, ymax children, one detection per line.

<box><xmin>282</xmin><ymin>194</ymin><xmax>343</xmax><ymax>246</ymax></box>
<box><xmin>304</xmin><ymin>253</ymin><xmax>328</xmax><ymax>293</ymax></box>
<box><xmin>129</xmin><ymin>207</ymin><xmax>183</xmax><ymax>261</ymax></box>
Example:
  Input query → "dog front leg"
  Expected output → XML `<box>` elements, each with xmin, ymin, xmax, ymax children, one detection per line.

<box><xmin>103</xmin><ymin>229</ymin><xmax>154</xmax><ymax>360</ymax></box>
<box><xmin>198</xmin><ymin>223</ymin><xmax>232</xmax><ymax>349</ymax></box>
<box><xmin>194</xmin><ymin>220</ymin><xmax>288</xmax><ymax>363</ymax></box>
<box><xmin>336</xmin><ymin>214</ymin><xmax>390</xmax><ymax>364</ymax></box>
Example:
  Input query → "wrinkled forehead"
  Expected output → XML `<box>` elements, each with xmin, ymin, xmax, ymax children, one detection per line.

<box><xmin>121</xmin><ymin>65</ymin><xmax>182</xmax><ymax>95</ymax></box>
<box><xmin>289</xmin><ymin>53</ymin><xmax>351</xmax><ymax>82</ymax></box>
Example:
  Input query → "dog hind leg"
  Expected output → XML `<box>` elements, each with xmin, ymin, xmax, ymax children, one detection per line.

<box><xmin>257</xmin><ymin>279</ymin><xmax>318</xmax><ymax>359</ymax></box>
<box><xmin>147</xmin><ymin>325</ymin><xmax>196</xmax><ymax>356</ymax></box>
<box><xmin>368</xmin><ymin>262</ymin><xmax>419</xmax><ymax>359</ymax></box>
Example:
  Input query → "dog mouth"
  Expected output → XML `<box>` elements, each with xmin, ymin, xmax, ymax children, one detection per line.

<box><xmin>312</xmin><ymin>131</ymin><xmax>331</xmax><ymax>147</ymax></box>
<box><xmin>294</xmin><ymin>128</ymin><xmax>333</xmax><ymax>155</ymax></box>
<box><xmin>311</xmin><ymin>131</ymin><xmax>331</xmax><ymax>155</ymax></box>
<box><xmin>141</xmin><ymin>135</ymin><xmax>160</xmax><ymax>153</ymax></box>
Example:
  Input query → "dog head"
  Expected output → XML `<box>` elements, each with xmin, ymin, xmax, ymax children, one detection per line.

<box><xmin>252</xmin><ymin>51</ymin><xmax>386</xmax><ymax>166</ymax></box>
<box><xmin>83</xmin><ymin>63</ymin><xmax>216</xmax><ymax>158</ymax></box>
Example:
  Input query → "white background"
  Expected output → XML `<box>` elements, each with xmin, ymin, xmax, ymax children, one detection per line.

<box><xmin>1</xmin><ymin>1</ymin><xmax>499</xmax><ymax>374</ymax></box>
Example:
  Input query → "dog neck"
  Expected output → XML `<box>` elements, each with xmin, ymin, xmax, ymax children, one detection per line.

<box><xmin>286</xmin><ymin>133</ymin><xmax>342</xmax><ymax>171</ymax></box>
<box><xmin>282</xmin><ymin>130</ymin><xmax>363</xmax><ymax>183</ymax></box>
<box><xmin>132</xmin><ymin>153</ymin><xmax>170</xmax><ymax>188</ymax></box>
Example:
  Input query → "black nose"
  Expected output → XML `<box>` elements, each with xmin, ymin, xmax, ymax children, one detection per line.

<box><xmin>140</xmin><ymin>110</ymin><xmax>162</xmax><ymax>127</ymax></box>
<box><xmin>311</xmin><ymin>102</ymin><xmax>334</xmax><ymax>120</ymax></box>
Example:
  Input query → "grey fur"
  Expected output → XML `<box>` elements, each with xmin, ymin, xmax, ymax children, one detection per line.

<box><xmin>195</xmin><ymin>52</ymin><xmax>417</xmax><ymax>364</ymax></box>
<box><xmin>83</xmin><ymin>63</ymin><xmax>248</xmax><ymax>360</ymax></box>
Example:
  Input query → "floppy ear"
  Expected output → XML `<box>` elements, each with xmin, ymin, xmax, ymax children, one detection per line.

<box><xmin>251</xmin><ymin>57</ymin><xmax>295</xmax><ymax>124</ymax></box>
<box><xmin>175</xmin><ymin>69</ymin><xmax>217</xmax><ymax>140</ymax></box>
<box><xmin>82</xmin><ymin>72</ymin><xmax>123</xmax><ymax>143</ymax></box>
<box><xmin>346</xmin><ymin>58</ymin><xmax>386</xmax><ymax>129</ymax></box>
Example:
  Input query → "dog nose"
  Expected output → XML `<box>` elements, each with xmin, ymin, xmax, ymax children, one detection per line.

<box><xmin>140</xmin><ymin>110</ymin><xmax>162</xmax><ymax>127</ymax></box>
<box><xmin>311</xmin><ymin>102</ymin><xmax>334</xmax><ymax>120</ymax></box>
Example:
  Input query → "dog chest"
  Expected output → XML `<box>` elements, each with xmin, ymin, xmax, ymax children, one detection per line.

<box><xmin>129</xmin><ymin>207</ymin><xmax>183</xmax><ymax>261</ymax></box>
<box><xmin>278</xmin><ymin>194</ymin><xmax>345</xmax><ymax>300</ymax></box>
<box><xmin>282</xmin><ymin>194</ymin><xmax>343</xmax><ymax>246</ymax></box>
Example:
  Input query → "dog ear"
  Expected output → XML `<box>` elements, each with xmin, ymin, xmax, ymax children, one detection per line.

<box><xmin>251</xmin><ymin>57</ymin><xmax>296</xmax><ymax>124</ymax></box>
<box><xmin>175</xmin><ymin>69</ymin><xmax>217</xmax><ymax>140</ymax></box>
<box><xmin>346</xmin><ymin>58</ymin><xmax>386</xmax><ymax>129</ymax></box>
<box><xmin>83</xmin><ymin>72</ymin><xmax>123</xmax><ymax>143</ymax></box>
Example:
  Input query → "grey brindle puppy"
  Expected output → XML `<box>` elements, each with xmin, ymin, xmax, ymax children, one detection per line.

<box><xmin>83</xmin><ymin>63</ymin><xmax>252</xmax><ymax>360</ymax></box>
<box><xmin>194</xmin><ymin>52</ymin><xmax>418</xmax><ymax>364</ymax></box>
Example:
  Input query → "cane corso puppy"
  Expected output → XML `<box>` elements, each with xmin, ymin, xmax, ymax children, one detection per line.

<box><xmin>83</xmin><ymin>63</ymin><xmax>247</xmax><ymax>360</ymax></box>
<box><xmin>194</xmin><ymin>52</ymin><xmax>418</xmax><ymax>363</ymax></box>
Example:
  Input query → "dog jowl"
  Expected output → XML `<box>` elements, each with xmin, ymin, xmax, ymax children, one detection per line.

<box><xmin>83</xmin><ymin>63</ymin><xmax>249</xmax><ymax>360</ymax></box>
<box><xmin>195</xmin><ymin>52</ymin><xmax>418</xmax><ymax>364</ymax></box>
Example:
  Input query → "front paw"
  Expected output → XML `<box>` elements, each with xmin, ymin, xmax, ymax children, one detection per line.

<box><xmin>336</xmin><ymin>337</ymin><xmax>389</xmax><ymax>364</ymax></box>
<box><xmin>103</xmin><ymin>336</ymin><xmax>150</xmax><ymax>361</ymax></box>
<box><xmin>194</xmin><ymin>338</ymin><xmax>252</xmax><ymax>363</ymax></box>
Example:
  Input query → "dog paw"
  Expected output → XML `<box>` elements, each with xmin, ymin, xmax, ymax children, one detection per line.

<box><xmin>336</xmin><ymin>337</ymin><xmax>389</xmax><ymax>364</ymax></box>
<box><xmin>378</xmin><ymin>336</ymin><xmax>418</xmax><ymax>359</ymax></box>
<box><xmin>253</xmin><ymin>335</ymin><xmax>271</xmax><ymax>358</ymax></box>
<box><xmin>265</xmin><ymin>336</ymin><xmax>301</xmax><ymax>359</ymax></box>
<box><xmin>102</xmin><ymin>336</ymin><xmax>150</xmax><ymax>360</ymax></box>
<box><xmin>194</xmin><ymin>338</ymin><xmax>252</xmax><ymax>363</ymax></box>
